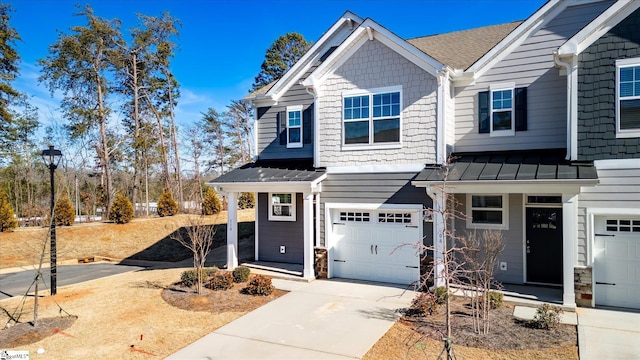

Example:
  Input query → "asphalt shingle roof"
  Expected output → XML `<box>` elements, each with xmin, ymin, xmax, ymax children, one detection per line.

<box><xmin>407</xmin><ymin>21</ymin><xmax>523</xmax><ymax>70</ymax></box>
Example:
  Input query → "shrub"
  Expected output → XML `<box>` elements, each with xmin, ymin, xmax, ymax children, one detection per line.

<box><xmin>208</xmin><ymin>271</ymin><xmax>234</xmax><ymax>291</ymax></box>
<box><xmin>409</xmin><ymin>292</ymin><xmax>439</xmax><ymax>316</ymax></box>
<box><xmin>531</xmin><ymin>303</ymin><xmax>563</xmax><ymax>330</ymax></box>
<box><xmin>54</xmin><ymin>192</ymin><xmax>75</xmax><ymax>226</ymax></box>
<box><xmin>480</xmin><ymin>290</ymin><xmax>504</xmax><ymax>310</ymax></box>
<box><xmin>180</xmin><ymin>267</ymin><xmax>218</xmax><ymax>287</ymax></box>
<box><xmin>243</xmin><ymin>275</ymin><xmax>274</xmax><ymax>296</ymax></box>
<box><xmin>201</xmin><ymin>186</ymin><xmax>222</xmax><ymax>215</ymax></box>
<box><xmin>238</xmin><ymin>192</ymin><xmax>255</xmax><ymax>209</ymax></box>
<box><xmin>0</xmin><ymin>189</ymin><xmax>17</xmax><ymax>232</ymax></box>
<box><xmin>157</xmin><ymin>190</ymin><xmax>178</xmax><ymax>217</ymax></box>
<box><xmin>109</xmin><ymin>192</ymin><xmax>134</xmax><ymax>224</ymax></box>
<box><xmin>233</xmin><ymin>266</ymin><xmax>251</xmax><ymax>283</ymax></box>
<box><xmin>431</xmin><ymin>286</ymin><xmax>449</xmax><ymax>305</ymax></box>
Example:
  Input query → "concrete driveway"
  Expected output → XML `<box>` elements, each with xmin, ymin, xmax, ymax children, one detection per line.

<box><xmin>167</xmin><ymin>278</ymin><xmax>415</xmax><ymax>359</ymax></box>
<box><xmin>577</xmin><ymin>307</ymin><xmax>640</xmax><ymax>360</ymax></box>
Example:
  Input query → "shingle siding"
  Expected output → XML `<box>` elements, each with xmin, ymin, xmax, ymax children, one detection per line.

<box><xmin>317</xmin><ymin>38</ymin><xmax>438</xmax><ymax>167</ymax></box>
<box><xmin>578</xmin><ymin>7</ymin><xmax>640</xmax><ymax>160</ymax></box>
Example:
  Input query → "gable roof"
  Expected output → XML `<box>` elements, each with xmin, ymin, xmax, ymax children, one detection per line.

<box><xmin>407</xmin><ymin>22</ymin><xmax>523</xmax><ymax>70</ymax></box>
<box><xmin>302</xmin><ymin>17</ymin><xmax>445</xmax><ymax>89</ymax></box>
<box><xmin>557</xmin><ymin>0</ymin><xmax>640</xmax><ymax>56</ymax></box>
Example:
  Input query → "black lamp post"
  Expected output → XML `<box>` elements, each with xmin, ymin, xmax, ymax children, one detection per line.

<box><xmin>41</xmin><ymin>145</ymin><xmax>62</xmax><ymax>295</ymax></box>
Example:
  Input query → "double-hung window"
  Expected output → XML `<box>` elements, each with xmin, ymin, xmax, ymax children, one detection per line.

<box><xmin>479</xmin><ymin>83</ymin><xmax>527</xmax><ymax>136</ymax></box>
<box><xmin>616</xmin><ymin>59</ymin><xmax>640</xmax><ymax>138</ymax></box>
<box><xmin>286</xmin><ymin>105</ymin><xmax>303</xmax><ymax>148</ymax></box>
<box><xmin>466</xmin><ymin>194</ymin><xmax>508</xmax><ymax>230</ymax></box>
<box><xmin>269</xmin><ymin>193</ymin><xmax>296</xmax><ymax>221</ymax></box>
<box><xmin>490</xmin><ymin>83</ymin><xmax>514</xmax><ymax>136</ymax></box>
<box><xmin>343</xmin><ymin>86</ymin><xmax>401</xmax><ymax>147</ymax></box>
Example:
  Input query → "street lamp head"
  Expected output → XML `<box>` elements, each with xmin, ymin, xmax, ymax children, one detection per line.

<box><xmin>41</xmin><ymin>145</ymin><xmax>63</xmax><ymax>168</ymax></box>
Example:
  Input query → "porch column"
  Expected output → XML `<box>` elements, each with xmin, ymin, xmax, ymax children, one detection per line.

<box><xmin>227</xmin><ymin>192</ymin><xmax>239</xmax><ymax>270</ymax></box>
<box><xmin>254</xmin><ymin>192</ymin><xmax>259</xmax><ymax>261</ymax></box>
<box><xmin>427</xmin><ymin>186</ymin><xmax>446</xmax><ymax>287</ymax></box>
<box><xmin>562</xmin><ymin>193</ymin><xmax>578</xmax><ymax>309</ymax></box>
<box><xmin>303</xmin><ymin>192</ymin><xmax>315</xmax><ymax>279</ymax></box>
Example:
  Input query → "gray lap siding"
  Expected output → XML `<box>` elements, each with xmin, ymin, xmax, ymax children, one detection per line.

<box><xmin>257</xmin><ymin>193</ymin><xmax>304</xmax><ymax>264</ymax></box>
<box><xmin>319</xmin><ymin>172</ymin><xmax>432</xmax><ymax>248</ymax></box>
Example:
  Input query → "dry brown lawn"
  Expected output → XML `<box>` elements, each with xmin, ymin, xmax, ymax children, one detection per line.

<box><xmin>1</xmin><ymin>211</ymin><xmax>579</xmax><ymax>359</ymax></box>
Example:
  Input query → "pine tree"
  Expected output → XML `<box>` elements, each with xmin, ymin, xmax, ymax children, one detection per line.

<box><xmin>0</xmin><ymin>189</ymin><xmax>18</xmax><ymax>232</ymax></box>
<box><xmin>238</xmin><ymin>192</ymin><xmax>255</xmax><ymax>210</ymax></box>
<box><xmin>109</xmin><ymin>191</ymin><xmax>134</xmax><ymax>224</ymax></box>
<box><xmin>157</xmin><ymin>190</ymin><xmax>178</xmax><ymax>217</ymax></box>
<box><xmin>251</xmin><ymin>32</ymin><xmax>310</xmax><ymax>92</ymax></box>
<box><xmin>54</xmin><ymin>192</ymin><xmax>75</xmax><ymax>226</ymax></box>
<box><xmin>201</xmin><ymin>186</ymin><xmax>222</xmax><ymax>215</ymax></box>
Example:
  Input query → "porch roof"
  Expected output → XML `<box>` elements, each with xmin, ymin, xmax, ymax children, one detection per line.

<box><xmin>414</xmin><ymin>149</ymin><xmax>598</xmax><ymax>183</ymax></box>
<box><xmin>209</xmin><ymin>159</ymin><xmax>326</xmax><ymax>185</ymax></box>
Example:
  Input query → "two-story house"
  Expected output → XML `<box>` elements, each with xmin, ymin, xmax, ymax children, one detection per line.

<box><xmin>211</xmin><ymin>0</ymin><xmax>640</xmax><ymax>310</ymax></box>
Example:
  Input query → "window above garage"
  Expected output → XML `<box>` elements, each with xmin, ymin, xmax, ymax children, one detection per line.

<box><xmin>616</xmin><ymin>58</ymin><xmax>640</xmax><ymax>138</ymax></box>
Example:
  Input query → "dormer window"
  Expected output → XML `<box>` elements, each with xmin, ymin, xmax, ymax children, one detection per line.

<box><xmin>342</xmin><ymin>86</ymin><xmax>402</xmax><ymax>149</ymax></box>
<box><xmin>616</xmin><ymin>58</ymin><xmax>640</xmax><ymax>138</ymax></box>
<box><xmin>286</xmin><ymin>105</ymin><xmax>303</xmax><ymax>148</ymax></box>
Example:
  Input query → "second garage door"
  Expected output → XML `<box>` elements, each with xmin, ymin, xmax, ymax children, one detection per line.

<box><xmin>594</xmin><ymin>216</ymin><xmax>640</xmax><ymax>309</ymax></box>
<box><xmin>329</xmin><ymin>209</ymin><xmax>421</xmax><ymax>285</ymax></box>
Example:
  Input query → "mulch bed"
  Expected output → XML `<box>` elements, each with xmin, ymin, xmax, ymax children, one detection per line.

<box><xmin>403</xmin><ymin>298</ymin><xmax>577</xmax><ymax>351</ymax></box>
<box><xmin>0</xmin><ymin>316</ymin><xmax>77</xmax><ymax>348</ymax></box>
<box><xmin>161</xmin><ymin>282</ymin><xmax>287</xmax><ymax>313</ymax></box>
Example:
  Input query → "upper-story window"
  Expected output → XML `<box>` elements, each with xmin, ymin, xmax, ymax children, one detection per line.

<box><xmin>342</xmin><ymin>86</ymin><xmax>402</xmax><ymax>148</ymax></box>
<box><xmin>616</xmin><ymin>58</ymin><xmax>640</xmax><ymax>138</ymax></box>
<box><xmin>479</xmin><ymin>84</ymin><xmax>527</xmax><ymax>136</ymax></box>
<box><xmin>286</xmin><ymin>105</ymin><xmax>303</xmax><ymax>148</ymax></box>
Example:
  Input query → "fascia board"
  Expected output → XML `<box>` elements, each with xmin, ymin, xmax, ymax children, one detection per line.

<box><xmin>307</xmin><ymin>19</ymin><xmax>443</xmax><ymax>87</ymax></box>
<box><xmin>209</xmin><ymin>181</ymin><xmax>319</xmax><ymax>194</ymax></box>
<box><xmin>557</xmin><ymin>0</ymin><xmax>639</xmax><ymax>56</ymax></box>
<box><xmin>465</xmin><ymin>0</ymin><xmax>565</xmax><ymax>80</ymax></box>
<box><xmin>268</xmin><ymin>11</ymin><xmax>364</xmax><ymax>100</ymax></box>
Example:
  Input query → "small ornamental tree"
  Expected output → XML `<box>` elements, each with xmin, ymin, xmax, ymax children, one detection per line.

<box><xmin>201</xmin><ymin>186</ymin><xmax>222</xmax><ymax>215</ymax></box>
<box><xmin>157</xmin><ymin>190</ymin><xmax>178</xmax><ymax>217</ymax></box>
<box><xmin>238</xmin><ymin>192</ymin><xmax>255</xmax><ymax>209</ymax></box>
<box><xmin>0</xmin><ymin>189</ymin><xmax>18</xmax><ymax>232</ymax></box>
<box><xmin>54</xmin><ymin>192</ymin><xmax>75</xmax><ymax>226</ymax></box>
<box><xmin>109</xmin><ymin>192</ymin><xmax>134</xmax><ymax>224</ymax></box>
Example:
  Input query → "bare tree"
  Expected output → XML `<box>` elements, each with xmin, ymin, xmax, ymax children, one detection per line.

<box><xmin>170</xmin><ymin>215</ymin><xmax>217</xmax><ymax>295</ymax></box>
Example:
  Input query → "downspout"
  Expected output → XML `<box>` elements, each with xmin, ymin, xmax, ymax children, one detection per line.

<box><xmin>436</xmin><ymin>68</ymin><xmax>448</xmax><ymax>165</ymax></box>
<box><xmin>554</xmin><ymin>52</ymin><xmax>578</xmax><ymax>160</ymax></box>
<box><xmin>252</xmin><ymin>99</ymin><xmax>258</xmax><ymax>162</ymax></box>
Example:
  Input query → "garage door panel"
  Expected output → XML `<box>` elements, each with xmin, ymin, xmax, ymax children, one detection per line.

<box><xmin>330</xmin><ymin>209</ymin><xmax>420</xmax><ymax>285</ymax></box>
<box><xmin>594</xmin><ymin>216</ymin><xmax>640</xmax><ymax>309</ymax></box>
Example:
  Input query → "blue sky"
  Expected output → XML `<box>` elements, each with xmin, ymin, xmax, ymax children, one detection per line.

<box><xmin>9</xmin><ymin>0</ymin><xmax>545</xmax><ymax>131</ymax></box>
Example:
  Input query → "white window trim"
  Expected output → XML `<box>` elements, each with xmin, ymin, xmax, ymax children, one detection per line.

<box><xmin>286</xmin><ymin>105</ymin><xmax>303</xmax><ymax>148</ymax></box>
<box><xmin>268</xmin><ymin>193</ymin><xmax>296</xmax><ymax>221</ymax></box>
<box><xmin>466</xmin><ymin>194</ymin><xmax>509</xmax><ymax>230</ymax></box>
<box><xmin>341</xmin><ymin>85</ymin><xmax>403</xmax><ymax>150</ymax></box>
<box><xmin>615</xmin><ymin>58</ymin><xmax>640</xmax><ymax>138</ymax></box>
<box><xmin>489</xmin><ymin>83</ymin><xmax>515</xmax><ymax>137</ymax></box>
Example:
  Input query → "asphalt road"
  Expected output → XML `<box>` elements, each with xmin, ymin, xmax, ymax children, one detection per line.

<box><xmin>0</xmin><ymin>263</ymin><xmax>146</xmax><ymax>300</ymax></box>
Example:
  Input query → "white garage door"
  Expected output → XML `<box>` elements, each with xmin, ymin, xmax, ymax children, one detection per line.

<box><xmin>329</xmin><ymin>209</ymin><xmax>421</xmax><ymax>285</ymax></box>
<box><xmin>594</xmin><ymin>216</ymin><xmax>640</xmax><ymax>309</ymax></box>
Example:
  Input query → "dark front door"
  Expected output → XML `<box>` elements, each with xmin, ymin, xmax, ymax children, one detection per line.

<box><xmin>526</xmin><ymin>207</ymin><xmax>563</xmax><ymax>284</ymax></box>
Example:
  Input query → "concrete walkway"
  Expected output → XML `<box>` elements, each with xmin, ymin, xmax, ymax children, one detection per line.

<box><xmin>166</xmin><ymin>278</ymin><xmax>415</xmax><ymax>360</ymax></box>
<box><xmin>577</xmin><ymin>307</ymin><xmax>640</xmax><ymax>360</ymax></box>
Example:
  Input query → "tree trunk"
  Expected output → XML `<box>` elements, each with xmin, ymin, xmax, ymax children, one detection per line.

<box><xmin>142</xmin><ymin>89</ymin><xmax>170</xmax><ymax>190</ymax></box>
<box><xmin>131</xmin><ymin>51</ymin><xmax>140</xmax><ymax>216</ymax></box>
<box><xmin>166</xmin><ymin>73</ymin><xmax>183</xmax><ymax>211</ymax></box>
